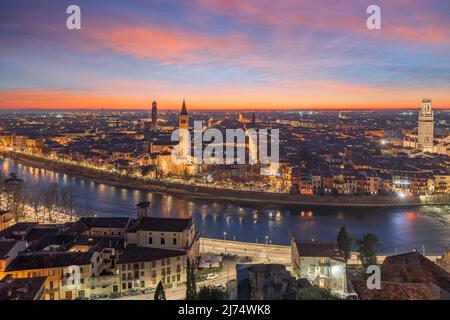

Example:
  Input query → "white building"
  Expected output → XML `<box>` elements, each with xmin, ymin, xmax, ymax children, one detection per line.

<box><xmin>291</xmin><ymin>239</ymin><xmax>347</xmax><ymax>297</ymax></box>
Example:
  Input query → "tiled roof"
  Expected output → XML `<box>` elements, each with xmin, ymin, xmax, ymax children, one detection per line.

<box><xmin>381</xmin><ymin>251</ymin><xmax>450</xmax><ymax>292</ymax></box>
<box><xmin>80</xmin><ymin>217</ymin><xmax>131</xmax><ymax>229</ymax></box>
<box><xmin>0</xmin><ymin>276</ymin><xmax>47</xmax><ymax>300</ymax></box>
<box><xmin>0</xmin><ymin>240</ymin><xmax>18</xmax><ymax>259</ymax></box>
<box><xmin>294</xmin><ymin>240</ymin><xmax>343</xmax><ymax>260</ymax></box>
<box><xmin>118</xmin><ymin>246</ymin><xmax>185</xmax><ymax>264</ymax></box>
<box><xmin>0</xmin><ymin>211</ymin><xmax>10</xmax><ymax>216</ymax></box>
<box><xmin>6</xmin><ymin>252</ymin><xmax>94</xmax><ymax>271</ymax></box>
<box><xmin>351</xmin><ymin>280</ymin><xmax>439</xmax><ymax>300</ymax></box>
<box><xmin>127</xmin><ymin>217</ymin><xmax>192</xmax><ymax>232</ymax></box>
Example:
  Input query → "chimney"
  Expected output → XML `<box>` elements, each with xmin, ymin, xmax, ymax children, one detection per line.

<box><xmin>136</xmin><ymin>202</ymin><xmax>151</xmax><ymax>219</ymax></box>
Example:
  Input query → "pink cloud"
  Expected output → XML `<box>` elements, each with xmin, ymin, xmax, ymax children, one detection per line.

<box><xmin>81</xmin><ymin>25</ymin><xmax>251</xmax><ymax>64</ymax></box>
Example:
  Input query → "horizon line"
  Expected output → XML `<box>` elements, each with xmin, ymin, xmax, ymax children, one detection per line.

<box><xmin>1</xmin><ymin>106</ymin><xmax>449</xmax><ymax>112</ymax></box>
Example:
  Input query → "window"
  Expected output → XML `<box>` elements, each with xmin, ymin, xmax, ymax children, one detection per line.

<box><xmin>148</xmin><ymin>237</ymin><xmax>153</xmax><ymax>245</ymax></box>
<box><xmin>140</xmin><ymin>263</ymin><xmax>145</xmax><ymax>269</ymax></box>
<box><xmin>152</xmin><ymin>270</ymin><xmax>157</xmax><ymax>278</ymax></box>
<box><xmin>122</xmin><ymin>274</ymin><xmax>126</xmax><ymax>281</ymax></box>
<box><xmin>166</xmin><ymin>258</ymin><xmax>170</xmax><ymax>265</ymax></box>
<box><xmin>141</xmin><ymin>281</ymin><xmax>145</xmax><ymax>288</ymax></box>
<box><xmin>162</xmin><ymin>268</ymin><xmax>166</xmax><ymax>277</ymax></box>
<box><xmin>173</xmin><ymin>238</ymin><xmax>177</xmax><ymax>246</ymax></box>
<box><xmin>160</xmin><ymin>238</ymin><xmax>165</xmax><ymax>245</ymax></box>
<box><xmin>140</xmin><ymin>271</ymin><xmax>145</xmax><ymax>276</ymax></box>
<box><xmin>177</xmin><ymin>274</ymin><xmax>181</xmax><ymax>282</ymax></box>
<box><xmin>167</xmin><ymin>267</ymin><xmax>171</xmax><ymax>275</ymax></box>
<box><xmin>122</xmin><ymin>283</ymin><xmax>126</xmax><ymax>290</ymax></box>
<box><xmin>176</xmin><ymin>265</ymin><xmax>181</xmax><ymax>273</ymax></box>
<box><xmin>152</xmin><ymin>261</ymin><xmax>156</xmax><ymax>268</ymax></box>
<box><xmin>122</xmin><ymin>264</ymin><xmax>126</xmax><ymax>271</ymax></box>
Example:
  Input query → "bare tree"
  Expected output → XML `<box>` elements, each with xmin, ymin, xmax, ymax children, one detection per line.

<box><xmin>28</xmin><ymin>184</ymin><xmax>43</xmax><ymax>222</ymax></box>
<box><xmin>60</xmin><ymin>186</ymin><xmax>77</xmax><ymax>219</ymax></box>
<box><xmin>42</xmin><ymin>183</ymin><xmax>59</xmax><ymax>222</ymax></box>
<box><xmin>5</xmin><ymin>183</ymin><xmax>27</xmax><ymax>222</ymax></box>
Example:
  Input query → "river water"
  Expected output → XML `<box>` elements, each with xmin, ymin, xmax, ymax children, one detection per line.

<box><xmin>1</xmin><ymin>158</ymin><xmax>449</xmax><ymax>254</ymax></box>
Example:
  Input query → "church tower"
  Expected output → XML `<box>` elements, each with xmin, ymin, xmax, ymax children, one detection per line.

<box><xmin>178</xmin><ymin>99</ymin><xmax>189</xmax><ymax>159</ymax></box>
<box><xmin>151</xmin><ymin>101</ymin><xmax>157</xmax><ymax>132</ymax></box>
<box><xmin>179</xmin><ymin>99</ymin><xmax>189</xmax><ymax>131</ymax></box>
<box><xmin>417</xmin><ymin>98</ymin><xmax>434</xmax><ymax>153</ymax></box>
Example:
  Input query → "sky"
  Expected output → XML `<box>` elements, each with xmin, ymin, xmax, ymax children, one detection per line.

<box><xmin>0</xmin><ymin>0</ymin><xmax>449</xmax><ymax>110</ymax></box>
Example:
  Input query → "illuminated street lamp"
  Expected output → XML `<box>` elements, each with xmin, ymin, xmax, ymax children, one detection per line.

<box><xmin>223</xmin><ymin>232</ymin><xmax>227</xmax><ymax>241</ymax></box>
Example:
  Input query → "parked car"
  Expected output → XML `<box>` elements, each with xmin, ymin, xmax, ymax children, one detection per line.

<box><xmin>206</xmin><ymin>273</ymin><xmax>218</xmax><ymax>280</ymax></box>
<box><xmin>109</xmin><ymin>292</ymin><xmax>122</xmax><ymax>299</ymax></box>
<box><xmin>196</xmin><ymin>275</ymin><xmax>206</xmax><ymax>282</ymax></box>
<box><xmin>142</xmin><ymin>288</ymin><xmax>155</xmax><ymax>295</ymax></box>
<box><xmin>128</xmin><ymin>288</ymin><xmax>141</xmax><ymax>296</ymax></box>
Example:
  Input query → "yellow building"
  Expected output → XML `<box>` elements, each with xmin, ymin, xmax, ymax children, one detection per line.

<box><xmin>0</xmin><ymin>251</ymin><xmax>104</xmax><ymax>300</ymax></box>
<box><xmin>118</xmin><ymin>246</ymin><xmax>187</xmax><ymax>292</ymax></box>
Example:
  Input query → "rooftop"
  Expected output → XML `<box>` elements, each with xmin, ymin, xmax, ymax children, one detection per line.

<box><xmin>6</xmin><ymin>251</ymin><xmax>94</xmax><ymax>271</ymax></box>
<box><xmin>294</xmin><ymin>240</ymin><xmax>343</xmax><ymax>260</ymax></box>
<box><xmin>79</xmin><ymin>217</ymin><xmax>131</xmax><ymax>229</ymax></box>
<box><xmin>351</xmin><ymin>280</ymin><xmax>439</xmax><ymax>300</ymax></box>
<box><xmin>381</xmin><ymin>251</ymin><xmax>450</xmax><ymax>292</ymax></box>
<box><xmin>127</xmin><ymin>217</ymin><xmax>193</xmax><ymax>232</ymax></box>
<box><xmin>0</xmin><ymin>276</ymin><xmax>47</xmax><ymax>300</ymax></box>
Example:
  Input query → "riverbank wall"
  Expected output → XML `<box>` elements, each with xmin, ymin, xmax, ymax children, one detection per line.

<box><xmin>2</xmin><ymin>151</ymin><xmax>449</xmax><ymax>207</ymax></box>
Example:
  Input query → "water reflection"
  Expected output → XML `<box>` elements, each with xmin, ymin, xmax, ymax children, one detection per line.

<box><xmin>1</xmin><ymin>158</ymin><xmax>449</xmax><ymax>254</ymax></box>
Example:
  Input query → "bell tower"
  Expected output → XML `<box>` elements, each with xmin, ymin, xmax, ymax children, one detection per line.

<box><xmin>151</xmin><ymin>100</ymin><xmax>157</xmax><ymax>132</ymax></box>
<box><xmin>417</xmin><ymin>98</ymin><xmax>434</xmax><ymax>153</ymax></box>
<box><xmin>178</xmin><ymin>99</ymin><xmax>190</xmax><ymax>159</ymax></box>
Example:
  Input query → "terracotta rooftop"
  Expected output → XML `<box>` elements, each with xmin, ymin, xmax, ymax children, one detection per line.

<box><xmin>127</xmin><ymin>217</ymin><xmax>193</xmax><ymax>232</ymax></box>
<box><xmin>294</xmin><ymin>240</ymin><xmax>343</xmax><ymax>260</ymax></box>
<box><xmin>0</xmin><ymin>240</ymin><xmax>18</xmax><ymax>259</ymax></box>
<box><xmin>79</xmin><ymin>217</ymin><xmax>131</xmax><ymax>229</ymax></box>
<box><xmin>6</xmin><ymin>251</ymin><xmax>94</xmax><ymax>271</ymax></box>
<box><xmin>0</xmin><ymin>276</ymin><xmax>47</xmax><ymax>300</ymax></box>
<box><xmin>351</xmin><ymin>280</ymin><xmax>439</xmax><ymax>300</ymax></box>
<box><xmin>381</xmin><ymin>251</ymin><xmax>450</xmax><ymax>293</ymax></box>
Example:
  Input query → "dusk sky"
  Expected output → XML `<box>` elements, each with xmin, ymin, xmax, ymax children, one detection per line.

<box><xmin>0</xmin><ymin>0</ymin><xmax>449</xmax><ymax>110</ymax></box>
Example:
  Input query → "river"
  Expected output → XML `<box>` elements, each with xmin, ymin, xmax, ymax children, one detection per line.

<box><xmin>1</xmin><ymin>158</ymin><xmax>449</xmax><ymax>254</ymax></box>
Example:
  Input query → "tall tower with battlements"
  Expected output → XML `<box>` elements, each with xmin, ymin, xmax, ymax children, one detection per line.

<box><xmin>417</xmin><ymin>98</ymin><xmax>434</xmax><ymax>153</ymax></box>
<box><xmin>151</xmin><ymin>101</ymin><xmax>157</xmax><ymax>132</ymax></box>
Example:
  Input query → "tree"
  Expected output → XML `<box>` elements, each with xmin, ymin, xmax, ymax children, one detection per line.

<box><xmin>154</xmin><ymin>281</ymin><xmax>166</xmax><ymax>300</ymax></box>
<box><xmin>185</xmin><ymin>257</ymin><xmax>197</xmax><ymax>300</ymax></box>
<box><xmin>5</xmin><ymin>183</ymin><xmax>27</xmax><ymax>221</ymax></box>
<box><xmin>356</xmin><ymin>233</ymin><xmax>380</xmax><ymax>268</ymax></box>
<box><xmin>196</xmin><ymin>286</ymin><xmax>227</xmax><ymax>300</ymax></box>
<box><xmin>337</xmin><ymin>226</ymin><xmax>353</xmax><ymax>263</ymax></box>
<box><xmin>296</xmin><ymin>287</ymin><xmax>341</xmax><ymax>300</ymax></box>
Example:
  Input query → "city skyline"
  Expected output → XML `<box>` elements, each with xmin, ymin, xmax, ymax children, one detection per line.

<box><xmin>1</xmin><ymin>0</ymin><xmax>450</xmax><ymax>110</ymax></box>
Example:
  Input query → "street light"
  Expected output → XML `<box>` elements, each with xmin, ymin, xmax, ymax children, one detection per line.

<box><xmin>223</xmin><ymin>232</ymin><xmax>227</xmax><ymax>241</ymax></box>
